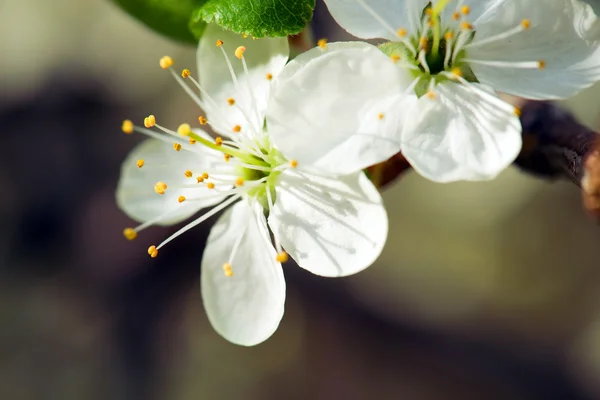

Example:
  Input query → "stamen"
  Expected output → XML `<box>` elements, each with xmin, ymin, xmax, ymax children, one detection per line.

<box><xmin>227</xmin><ymin>98</ymin><xmax>235</xmax><ymax>106</ymax></box>
<box><xmin>462</xmin><ymin>59</ymin><xmax>545</xmax><ymax>69</ymax></box>
<box><xmin>136</xmin><ymin>159</ymin><xmax>145</xmax><ymax>168</ymax></box>
<box><xmin>173</xmin><ymin>143</ymin><xmax>182</xmax><ymax>151</ymax></box>
<box><xmin>198</xmin><ymin>116</ymin><xmax>208</xmax><ymax>125</ymax></box>
<box><xmin>181</xmin><ymin>69</ymin><xmax>191</xmax><ymax>78</ymax></box>
<box><xmin>159</xmin><ymin>56</ymin><xmax>173</xmax><ymax>69</ymax></box>
<box><xmin>466</xmin><ymin>20</ymin><xmax>532</xmax><ymax>50</ymax></box>
<box><xmin>235</xmin><ymin>178</ymin><xmax>244</xmax><ymax>187</ymax></box>
<box><xmin>215</xmin><ymin>137</ymin><xmax>223</xmax><ymax>146</ymax></box>
<box><xmin>378</xmin><ymin>113</ymin><xmax>385</xmax><ymax>120</ymax></box>
<box><xmin>317</xmin><ymin>38</ymin><xmax>328</xmax><ymax>49</ymax></box>
<box><xmin>154</xmin><ymin>181</ymin><xmax>167</xmax><ymax>195</ymax></box>
<box><xmin>123</xmin><ymin>228</ymin><xmax>137</xmax><ymax>240</ymax></box>
<box><xmin>144</xmin><ymin>115</ymin><xmax>156</xmax><ymax>128</ymax></box>
<box><xmin>216</xmin><ymin>39</ymin><xmax>224</xmax><ymax>47</ymax></box>
<box><xmin>148</xmin><ymin>245</ymin><xmax>159</xmax><ymax>258</ymax></box>
<box><xmin>156</xmin><ymin>194</ymin><xmax>241</xmax><ymax>251</ymax></box>
<box><xmin>184</xmin><ymin>170</ymin><xmax>193</xmax><ymax>178</ymax></box>
<box><xmin>222</xmin><ymin>262</ymin><xmax>234</xmax><ymax>277</ymax></box>
<box><xmin>233</xmin><ymin>125</ymin><xmax>242</xmax><ymax>133</ymax></box>
<box><xmin>290</xmin><ymin>160</ymin><xmax>298</xmax><ymax>168</ymax></box>
<box><xmin>207</xmin><ymin>182</ymin><xmax>215</xmax><ymax>189</ymax></box>
<box><xmin>266</xmin><ymin>73</ymin><xmax>273</xmax><ymax>80</ymax></box>
<box><xmin>460</xmin><ymin>21</ymin><xmax>473</xmax><ymax>30</ymax></box>
<box><xmin>122</xmin><ymin>119</ymin><xmax>134</xmax><ymax>134</ymax></box>
<box><xmin>202</xmin><ymin>172</ymin><xmax>209</xmax><ymax>179</ymax></box>
<box><xmin>461</xmin><ymin>5</ymin><xmax>470</xmax><ymax>15</ymax></box>
<box><xmin>397</xmin><ymin>28</ymin><xmax>407</xmax><ymax>37</ymax></box>
<box><xmin>234</xmin><ymin>46</ymin><xmax>246</xmax><ymax>59</ymax></box>
<box><xmin>197</xmin><ymin>176</ymin><xmax>204</xmax><ymax>183</ymax></box>
<box><xmin>189</xmin><ymin>138</ymin><xmax>197</xmax><ymax>144</ymax></box>
<box><xmin>276</xmin><ymin>251</ymin><xmax>289</xmax><ymax>263</ymax></box>
<box><xmin>178</xmin><ymin>195</ymin><xmax>186</xmax><ymax>203</ymax></box>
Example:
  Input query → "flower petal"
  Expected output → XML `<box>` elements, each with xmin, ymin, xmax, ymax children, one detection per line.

<box><xmin>267</xmin><ymin>42</ymin><xmax>416</xmax><ymax>176</ymax></box>
<box><xmin>116</xmin><ymin>138</ymin><xmax>226</xmax><ymax>225</ymax></box>
<box><xmin>467</xmin><ymin>0</ymin><xmax>600</xmax><ymax>99</ymax></box>
<box><xmin>401</xmin><ymin>82</ymin><xmax>522</xmax><ymax>182</ymax></box>
<box><xmin>201</xmin><ymin>200</ymin><xmax>285</xmax><ymax>346</ymax></box>
<box><xmin>323</xmin><ymin>0</ymin><xmax>428</xmax><ymax>40</ymax></box>
<box><xmin>268</xmin><ymin>170</ymin><xmax>388</xmax><ymax>277</ymax></box>
<box><xmin>197</xmin><ymin>24</ymin><xmax>289</xmax><ymax>137</ymax></box>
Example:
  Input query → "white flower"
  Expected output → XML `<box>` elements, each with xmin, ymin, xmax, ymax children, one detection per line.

<box><xmin>116</xmin><ymin>25</ymin><xmax>402</xmax><ymax>345</ymax></box>
<box><xmin>324</xmin><ymin>0</ymin><xmax>600</xmax><ymax>182</ymax></box>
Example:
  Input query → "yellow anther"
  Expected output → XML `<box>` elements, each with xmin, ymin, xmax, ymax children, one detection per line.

<box><xmin>216</xmin><ymin>39</ymin><xmax>224</xmax><ymax>47</ymax></box>
<box><xmin>266</xmin><ymin>73</ymin><xmax>273</xmax><ymax>81</ymax></box>
<box><xmin>451</xmin><ymin>67</ymin><xmax>463</xmax><ymax>78</ymax></box>
<box><xmin>122</xmin><ymin>119</ymin><xmax>134</xmax><ymax>134</ymax></box>
<box><xmin>425</xmin><ymin>7</ymin><xmax>432</xmax><ymax>16</ymax></box>
<box><xmin>538</xmin><ymin>60</ymin><xmax>546</xmax><ymax>69</ymax></box>
<box><xmin>460</xmin><ymin>21</ymin><xmax>473</xmax><ymax>30</ymax></box>
<box><xmin>419</xmin><ymin>37</ymin><xmax>428</xmax><ymax>48</ymax></box>
<box><xmin>397</xmin><ymin>28</ymin><xmax>407</xmax><ymax>37</ymax></box>
<box><xmin>235</xmin><ymin>46</ymin><xmax>246</xmax><ymax>59</ymax></box>
<box><xmin>378</xmin><ymin>113</ymin><xmax>385</xmax><ymax>120</ymax></box>
<box><xmin>123</xmin><ymin>228</ymin><xmax>137</xmax><ymax>241</ymax></box>
<box><xmin>184</xmin><ymin>170</ymin><xmax>193</xmax><ymax>178</ymax></box>
<box><xmin>232</xmin><ymin>125</ymin><xmax>242</xmax><ymax>133</ymax></box>
<box><xmin>235</xmin><ymin>178</ymin><xmax>244</xmax><ymax>187</ymax></box>
<box><xmin>159</xmin><ymin>56</ymin><xmax>173</xmax><ymax>69</ymax></box>
<box><xmin>242</xmin><ymin>33</ymin><xmax>249</xmax><ymax>38</ymax></box>
<box><xmin>390</xmin><ymin>54</ymin><xmax>400</xmax><ymax>63</ymax></box>
<box><xmin>177</xmin><ymin>123</ymin><xmax>192</xmax><ymax>136</ymax></box>
<box><xmin>427</xmin><ymin>90</ymin><xmax>436</xmax><ymax>99</ymax></box>
<box><xmin>148</xmin><ymin>245</ymin><xmax>158</xmax><ymax>258</ymax></box>
<box><xmin>196</xmin><ymin>176</ymin><xmax>205</xmax><ymax>183</ymax></box>
<box><xmin>461</xmin><ymin>5</ymin><xmax>470</xmax><ymax>15</ymax></box>
<box><xmin>224</xmin><ymin>154</ymin><xmax>232</xmax><ymax>162</ymax></box>
<box><xmin>521</xmin><ymin>19</ymin><xmax>531</xmax><ymax>29</ymax></box>
<box><xmin>215</xmin><ymin>137</ymin><xmax>223</xmax><ymax>146</ymax></box>
<box><xmin>317</xmin><ymin>38</ymin><xmax>328</xmax><ymax>49</ymax></box>
<box><xmin>144</xmin><ymin>115</ymin><xmax>156</xmax><ymax>128</ymax></box>
<box><xmin>173</xmin><ymin>143</ymin><xmax>182</xmax><ymax>152</ymax></box>
<box><xmin>444</xmin><ymin>31</ymin><xmax>455</xmax><ymax>41</ymax></box>
<box><xmin>201</xmin><ymin>172</ymin><xmax>209</xmax><ymax>179</ymax></box>
<box><xmin>514</xmin><ymin>106</ymin><xmax>522</xmax><ymax>117</ymax></box>
<box><xmin>276</xmin><ymin>251</ymin><xmax>289</xmax><ymax>263</ymax></box>
<box><xmin>207</xmin><ymin>182</ymin><xmax>215</xmax><ymax>189</ymax></box>
<box><xmin>227</xmin><ymin>98</ymin><xmax>235</xmax><ymax>106</ymax></box>
<box><xmin>452</xmin><ymin>11</ymin><xmax>460</xmax><ymax>20</ymax></box>
<box><xmin>290</xmin><ymin>159</ymin><xmax>298</xmax><ymax>168</ymax></box>
<box><xmin>181</xmin><ymin>69</ymin><xmax>191</xmax><ymax>78</ymax></box>
<box><xmin>189</xmin><ymin>138</ymin><xmax>196</xmax><ymax>145</ymax></box>
<box><xmin>222</xmin><ymin>263</ymin><xmax>233</xmax><ymax>277</ymax></box>
<box><xmin>154</xmin><ymin>181</ymin><xmax>167</xmax><ymax>195</ymax></box>
<box><xmin>136</xmin><ymin>159</ymin><xmax>145</xmax><ymax>168</ymax></box>
<box><xmin>198</xmin><ymin>115</ymin><xmax>208</xmax><ymax>125</ymax></box>
<box><xmin>178</xmin><ymin>195</ymin><xmax>186</xmax><ymax>203</ymax></box>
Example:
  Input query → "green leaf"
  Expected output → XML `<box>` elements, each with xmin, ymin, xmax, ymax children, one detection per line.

<box><xmin>112</xmin><ymin>0</ymin><xmax>208</xmax><ymax>44</ymax></box>
<box><xmin>192</xmin><ymin>0</ymin><xmax>315</xmax><ymax>38</ymax></box>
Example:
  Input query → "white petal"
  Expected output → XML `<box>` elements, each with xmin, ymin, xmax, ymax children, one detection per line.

<box><xmin>197</xmin><ymin>24</ymin><xmax>289</xmax><ymax>136</ymax></box>
<box><xmin>267</xmin><ymin>42</ymin><xmax>416</xmax><ymax>176</ymax></box>
<box><xmin>467</xmin><ymin>0</ymin><xmax>600</xmax><ymax>99</ymax></box>
<box><xmin>268</xmin><ymin>170</ymin><xmax>388</xmax><ymax>277</ymax></box>
<box><xmin>401</xmin><ymin>82</ymin><xmax>522</xmax><ymax>182</ymax></box>
<box><xmin>201</xmin><ymin>200</ymin><xmax>285</xmax><ymax>346</ymax></box>
<box><xmin>323</xmin><ymin>0</ymin><xmax>428</xmax><ymax>40</ymax></box>
<box><xmin>116</xmin><ymin>138</ymin><xmax>227</xmax><ymax>225</ymax></box>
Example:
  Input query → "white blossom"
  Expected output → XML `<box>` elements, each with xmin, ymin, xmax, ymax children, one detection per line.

<box><xmin>116</xmin><ymin>25</ymin><xmax>400</xmax><ymax>345</ymax></box>
<box><xmin>324</xmin><ymin>0</ymin><xmax>600</xmax><ymax>182</ymax></box>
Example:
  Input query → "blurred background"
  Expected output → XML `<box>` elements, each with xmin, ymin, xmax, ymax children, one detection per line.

<box><xmin>2</xmin><ymin>0</ymin><xmax>600</xmax><ymax>399</ymax></box>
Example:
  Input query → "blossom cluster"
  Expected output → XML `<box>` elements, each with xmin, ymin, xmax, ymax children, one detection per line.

<box><xmin>116</xmin><ymin>0</ymin><xmax>600</xmax><ymax>345</ymax></box>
